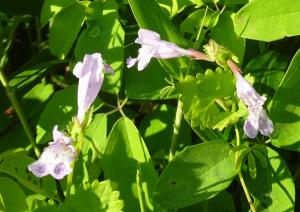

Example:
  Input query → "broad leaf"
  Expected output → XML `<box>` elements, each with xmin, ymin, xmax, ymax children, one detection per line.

<box><xmin>49</xmin><ymin>1</ymin><xmax>89</xmax><ymax>59</ymax></box>
<box><xmin>40</xmin><ymin>0</ymin><xmax>75</xmax><ymax>25</ymax></box>
<box><xmin>244</xmin><ymin>51</ymin><xmax>288</xmax><ymax>96</ymax></box>
<box><xmin>126</xmin><ymin>60</ymin><xmax>173</xmax><ymax>100</ymax></box>
<box><xmin>154</xmin><ymin>141</ymin><xmax>236</xmax><ymax>209</ymax></box>
<box><xmin>211</xmin><ymin>11</ymin><xmax>245</xmax><ymax>64</ymax></box>
<box><xmin>101</xmin><ymin>117</ymin><xmax>159</xmax><ymax>211</ymax></box>
<box><xmin>36</xmin><ymin>86</ymin><xmax>77</xmax><ymax>144</ymax></box>
<box><xmin>235</xmin><ymin>0</ymin><xmax>300</xmax><ymax>41</ymax></box>
<box><xmin>139</xmin><ymin>104</ymin><xmax>191</xmax><ymax>155</ymax></box>
<box><xmin>270</xmin><ymin>49</ymin><xmax>300</xmax><ymax>151</ymax></box>
<box><xmin>0</xmin><ymin>177</ymin><xmax>28</xmax><ymax>211</ymax></box>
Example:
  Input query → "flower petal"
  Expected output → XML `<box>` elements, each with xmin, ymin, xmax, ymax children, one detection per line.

<box><xmin>52</xmin><ymin>125</ymin><xmax>72</xmax><ymax>145</ymax></box>
<box><xmin>51</xmin><ymin>162</ymin><xmax>72</xmax><ymax>180</ymax></box>
<box><xmin>28</xmin><ymin>160</ymin><xmax>50</xmax><ymax>177</ymax></box>
<box><xmin>135</xmin><ymin>28</ymin><xmax>161</xmax><ymax>45</ymax></box>
<box><xmin>126</xmin><ymin>57</ymin><xmax>138</xmax><ymax>68</ymax></box>
<box><xmin>258</xmin><ymin>109</ymin><xmax>274</xmax><ymax>136</ymax></box>
<box><xmin>137</xmin><ymin>46</ymin><xmax>156</xmax><ymax>71</ymax></box>
<box><xmin>244</xmin><ymin>118</ymin><xmax>259</xmax><ymax>139</ymax></box>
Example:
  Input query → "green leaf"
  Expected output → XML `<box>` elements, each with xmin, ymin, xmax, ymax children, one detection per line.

<box><xmin>74</xmin><ymin>0</ymin><xmax>124</xmax><ymax>93</ymax></box>
<box><xmin>234</xmin><ymin>0</ymin><xmax>300</xmax><ymax>41</ymax></box>
<box><xmin>156</xmin><ymin>0</ymin><xmax>197</xmax><ymax>17</ymax></box>
<box><xmin>176</xmin><ymin>68</ymin><xmax>235</xmax><ymax>129</ymax></box>
<box><xmin>0</xmin><ymin>150</ymin><xmax>57</xmax><ymax>200</ymax></box>
<box><xmin>40</xmin><ymin>0</ymin><xmax>75</xmax><ymax>25</ymax></box>
<box><xmin>22</xmin><ymin>82</ymin><xmax>55</xmax><ymax>120</ymax></box>
<box><xmin>270</xmin><ymin>49</ymin><xmax>300</xmax><ymax>151</ymax></box>
<box><xmin>81</xmin><ymin>113</ymin><xmax>107</xmax><ymax>182</ymax></box>
<box><xmin>69</xmin><ymin>180</ymin><xmax>124</xmax><ymax>211</ymax></box>
<box><xmin>139</xmin><ymin>104</ymin><xmax>191</xmax><ymax>155</ymax></box>
<box><xmin>8</xmin><ymin>50</ymin><xmax>64</xmax><ymax>90</ymax></box>
<box><xmin>0</xmin><ymin>177</ymin><xmax>28</xmax><ymax>211</ymax></box>
<box><xmin>244</xmin><ymin>51</ymin><xmax>288</xmax><ymax>96</ymax></box>
<box><xmin>181</xmin><ymin>9</ymin><xmax>219</xmax><ymax>33</ymax></box>
<box><xmin>126</xmin><ymin>60</ymin><xmax>172</xmax><ymax>100</ymax></box>
<box><xmin>128</xmin><ymin>0</ymin><xmax>190</xmax><ymax>78</ymax></box>
<box><xmin>101</xmin><ymin>117</ymin><xmax>159</xmax><ymax>211</ymax></box>
<box><xmin>247</xmin><ymin>152</ymin><xmax>256</xmax><ymax>179</ymax></box>
<box><xmin>211</xmin><ymin>11</ymin><xmax>245</xmax><ymax>64</ymax></box>
<box><xmin>245</xmin><ymin>147</ymin><xmax>295</xmax><ymax>211</ymax></box>
<box><xmin>36</xmin><ymin>85</ymin><xmax>77</xmax><ymax>144</ymax></box>
<box><xmin>49</xmin><ymin>1</ymin><xmax>89</xmax><ymax>59</ymax></box>
<box><xmin>154</xmin><ymin>141</ymin><xmax>237</xmax><ymax>209</ymax></box>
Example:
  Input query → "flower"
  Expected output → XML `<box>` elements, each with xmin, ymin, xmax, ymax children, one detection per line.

<box><xmin>127</xmin><ymin>29</ymin><xmax>192</xmax><ymax>71</ymax></box>
<box><xmin>243</xmin><ymin>108</ymin><xmax>274</xmax><ymax>138</ymax></box>
<box><xmin>28</xmin><ymin>126</ymin><xmax>76</xmax><ymax>180</ymax></box>
<box><xmin>227</xmin><ymin>60</ymin><xmax>274</xmax><ymax>138</ymax></box>
<box><xmin>73</xmin><ymin>53</ymin><xmax>113</xmax><ymax>124</ymax></box>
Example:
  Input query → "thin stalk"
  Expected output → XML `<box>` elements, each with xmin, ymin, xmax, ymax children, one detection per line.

<box><xmin>136</xmin><ymin>165</ymin><xmax>146</xmax><ymax>212</ymax></box>
<box><xmin>66</xmin><ymin>126</ymin><xmax>83</xmax><ymax>198</ymax></box>
<box><xmin>186</xmin><ymin>6</ymin><xmax>208</xmax><ymax>75</ymax></box>
<box><xmin>234</xmin><ymin>125</ymin><xmax>256</xmax><ymax>212</ymax></box>
<box><xmin>0</xmin><ymin>59</ymin><xmax>40</xmax><ymax>157</ymax></box>
<box><xmin>168</xmin><ymin>101</ymin><xmax>183</xmax><ymax>161</ymax></box>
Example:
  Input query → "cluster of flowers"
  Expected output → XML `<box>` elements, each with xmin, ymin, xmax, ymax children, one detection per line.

<box><xmin>28</xmin><ymin>29</ymin><xmax>273</xmax><ymax>179</ymax></box>
<box><xmin>28</xmin><ymin>53</ymin><xmax>113</xmax><ymax>179</ymax></box>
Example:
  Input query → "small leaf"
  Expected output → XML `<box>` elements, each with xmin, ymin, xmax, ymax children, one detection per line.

<box><xmin>252</xmin><ymin>149</ymin><xmax>267</xmax><ymax>168</ymax></box>
<box><xmin>247</xmin><ymin>152</ymin><xmax>256</xmax><ymax>179</ymax></box>
<box><xmin>154</xmin><ymin>141</ymin><xmax>237</xmax><ymax>209</ymax></box>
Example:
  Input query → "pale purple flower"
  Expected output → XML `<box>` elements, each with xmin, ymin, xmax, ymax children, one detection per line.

<box><xmin>243</xmin><ymin>108</ymin><xmax>274</xmax><ymax>138</ymax></box>
<box><xmin>28</xmin><ymin>126</ymin><xmax>76</xmax><ymax>180</ymax></box>
<box><xmin>227</xmin><ymin>60</ymin><xmax>273</xmax><ymax>138</ymax></box>
<box><xmin>73</xmin><ymin>53</ymin><xmax>113</xmax><ymax>124</ymax></box>
<box><xmin>127</xmin><ymin>29</ymin><xmax>192</xmax><ymax>71</ymax></box>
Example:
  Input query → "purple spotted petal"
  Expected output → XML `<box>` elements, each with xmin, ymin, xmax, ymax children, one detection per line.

<box><xmin>28</xmin><ymin>126</ymin><xmax>76</xmax><ymax>180</ymax></box>
<box><xmin>28</xmin><ymin>160</ymin><xmax>49</xmax><ymax>177</ymax></box>
<box><xmin>51</xmin><ymin>162</ymin><xmax>72</xmax><ymax>180</ymax></box>
<box><xmin>258</xmin><ymin>109</ymin><xmax>274</xmax><ymax>136</ymax></box>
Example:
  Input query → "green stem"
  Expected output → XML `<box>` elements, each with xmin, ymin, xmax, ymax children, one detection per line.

<box><xmin>168</xmin><ymin>101</ymin><xmax>183</xmax><ymax>161</ymax></box>
<box><xmin>0</xmin><ymin>62</ymin><xmax>40</xmax><ymax>157</ymax></box>
<box><xmin>234</xmin><ymin>125</ymin><xmax>256</xmax><ymax>212</ymax></box>
<box><xmin>66</xmin><ymin>126</ymin><xmax>83</xmax><ymax>198</ymax></box>
<box><xmin>136</xmin><ymin>164</ymin><xmax>146</xmax><ymax>212</ymax></box>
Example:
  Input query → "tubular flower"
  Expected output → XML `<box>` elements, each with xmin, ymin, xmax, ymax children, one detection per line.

<box><xmin>127</xmin><ymin>29</ymin><xmax>192</xmax><ymax>71</ymax></box>
<box><xmin>28</xmin><ymin>126</ymin><xmax>76</xmax><ymax>180</ymax></box>
<box><xmin>227</xmin><ymin>60</ymin><xmax>273</xmax><ymax>138</ymax></box>
<box><xmin>73</xmin><ymin>53</ymin><xmax>113</xmax><ymax>124</ymax></box>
